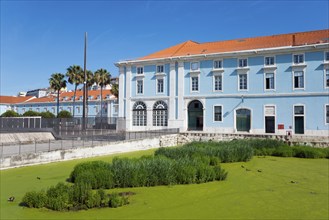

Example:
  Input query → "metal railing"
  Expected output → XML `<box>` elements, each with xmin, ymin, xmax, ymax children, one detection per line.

<box><xmin>0</xmin><ymin>128</ymin><xmax>179</xmax><ymax>158</ymax></box>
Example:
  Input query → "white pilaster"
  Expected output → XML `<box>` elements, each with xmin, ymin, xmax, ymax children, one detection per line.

<box><xmin>168</xmin><ymin>62</ymin><xmax>176</xmax><ymax>127</ymax></box>
<box><xmin>118</xmin><ymin>66</ymin><xmax>125</xmax><ymax>118</ymax></box>
<box><xmin>125</xmin><ymin>66</ymin><xmax>132</xmax><ymax>131</ymax></box>
<box><xmin>177</xmin><ymin>61</ymin><xmax>185</xmax><ymax>130</ymax></box>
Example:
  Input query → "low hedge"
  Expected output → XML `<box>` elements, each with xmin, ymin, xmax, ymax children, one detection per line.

<box><xmin>70</xmin><ymin>156</ymin><xmax>228</xmax><ymax>189</ymax></box>
<box><xmin>21</xmin><ymin>182</ymin><xmax>128</xmax><ymax>211</ymax></box>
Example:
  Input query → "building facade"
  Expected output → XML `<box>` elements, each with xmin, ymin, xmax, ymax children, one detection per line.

<box><xmin>1</xmin><ymin>90</ymin><xmax>118</xmax><ymax>118</ymax></box>
<box><xmin>116</xmin><ymin>29</ymin><xmax>329</xmax><ymax>136</ymax></box>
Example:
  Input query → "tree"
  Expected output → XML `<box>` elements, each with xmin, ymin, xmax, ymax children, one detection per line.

<box><xmin>1</xmin><ymin>110</ymin><xmax>19</xmax><ymax>117</ymax></box>
<box><xmin>111</xmin><ymin>84</ymin><xmax>118</xmax><ymax>98</ymax></box>
<box><xmin>23</xmin><ymin>110</ymin><xmax>40</xmax><ymax>117</ymax></box>
<box><xmin>94</xmin><ymin>69</ymin><xmax>111</xmax><ymax>119</ymax></box>
<box><xmin>58</xmin><ymin>110</ymin><xmax>72</xmax><ymax>118</ymax></box>
<box><xmin>49</xmin><ymin>73</ymin><xmax>67</xmax><ymax>117</ymax></box>
<box><xmin>66</xmin><ymin>65</ymin><xmax>83</xmax><ymax>117</ymax></box>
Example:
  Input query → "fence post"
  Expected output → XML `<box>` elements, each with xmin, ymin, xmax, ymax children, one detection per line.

<box><xmin>61</xmin><ymin>139</ymin><xmax>63</xmax><ymax>150</ymax></box>
<box><xmin>48</xmin><ymin>139</ymin><xmax>51</xmax><ymax>152</ymax></box>
<box><xmin>72</xmin><ymin>138</ymin><xmax>74</xmax><ymax>148</ymax></box>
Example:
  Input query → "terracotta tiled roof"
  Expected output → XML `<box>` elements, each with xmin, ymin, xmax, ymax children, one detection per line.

<box><xmin>0</xmin><ymin>96</ymin><xmax>35</xmax><ymax>104</ymax></box>
<box><xmin>59</xmin><ymin>89</ymin><xmax>113</xmax><ymax>101</ymax></box>
<box><xmin>139</xmin><ymin>29</ymin><xmax>329</xmax><ymax>60</ymax></box>
<box><xmin>25</xmin><ymin>96</ymin><xmax>56</xmax><ymax>103</ymax></box>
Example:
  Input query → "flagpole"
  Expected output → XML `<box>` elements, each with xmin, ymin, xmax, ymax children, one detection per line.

<box><xmin>82</xmin><ymin>32</ymin><xmax>87</xmax><ymax>130</ymax></box>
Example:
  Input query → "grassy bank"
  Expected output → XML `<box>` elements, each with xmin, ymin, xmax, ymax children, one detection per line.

<box><xmin>1</xmin><ymin>149</ymin><xmax>328</xmax><ymax>219</ymax></box>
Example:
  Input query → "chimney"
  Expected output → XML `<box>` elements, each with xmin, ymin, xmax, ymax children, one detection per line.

<box><xmin>292</xmin><ymin>34</ymin><xmax>296</xmax><ymax>46</ymax></box>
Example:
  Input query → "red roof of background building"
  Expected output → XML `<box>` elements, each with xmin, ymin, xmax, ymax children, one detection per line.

<box><xmin>0</xmin><ymin>96</ymin><xmax>35</xmax><ymax>104</ymax></box>
<box><xmin>139</xmin><ymin>29</ymin><xmax>329</xmax><ymax>60</ymax></box>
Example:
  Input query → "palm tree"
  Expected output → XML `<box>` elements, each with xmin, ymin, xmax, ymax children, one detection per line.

<box><xmin>49</xmin><ymin>73</ymin><xmax>67</xmax><ymax>117</ymax></box>
<box><xmin>94</xmin><ymin>69</ymin><xmax>111</xmax><ymax>119</ymax></box>
<box><xmin>111</xmin><ymin>83</ymin><xmax>118</xmax><ymax>98</ymax></box>
<box><xmin>66</xmin><ymin>65</ymin><xmax>83</xmax><ymax>117</ymax></box>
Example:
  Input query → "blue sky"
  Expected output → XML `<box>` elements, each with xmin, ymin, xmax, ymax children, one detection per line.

<box><xmin>1</xmin><ymin>0</ymin><xmax>328</xmax><ymax>96</ymax></box>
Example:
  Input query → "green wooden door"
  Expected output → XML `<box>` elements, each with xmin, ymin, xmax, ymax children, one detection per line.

<box><xmin>188</xmin><ymin>100</ymin><xmax>203</xmax><ymax>131</ymax></box>
<box><xmin>236</xmin><ymin>109</ymin><xmax>251</xmax><ymax>132</ymax></box>
<box><xmin>294</xmin><ymin>116</ymin><xmax>304</xmax><ymax>134</ymax></box>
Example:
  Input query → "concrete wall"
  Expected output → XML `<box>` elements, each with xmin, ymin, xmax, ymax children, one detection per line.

<box><xmin>0</xmin><ymin>132</ymin><xmax>55</xmax><ymax>144</ymax></box>
<box><xmin>0</xmin><ymin>134</ymin><xmax>178</xmax><ymax>170</ymax></box>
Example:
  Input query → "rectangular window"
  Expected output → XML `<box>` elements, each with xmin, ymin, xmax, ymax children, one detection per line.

<box><xmin>326</xmin><ymin>69</ymin><xmax>329</xmax><ymax>88</ymax></box>
<box><xmin>214</xmin><ymin>75</ymin><xmax>222</xmax><ymax>91</ymax></box>
<box><xmin>294</xmin><ymin>106</ymin><xmax>304</xmax><ymax>115</ymax></box>
<box><xmin>239</xmin><ymin>73</ymin><xmax>248</xmax><ymax>90</ymax></box>
<box><xmin>191</xmin><ymin>62</ymin><xmax>199</xmax><ymax>71</ymax></box>
<box><xmin>191</xmin><ymin>76</ymin><xmax>199</xmax><ymax>91</ymax></box>
<box><xmin>214</xmin><ymin>106</ymin><xmax>222</xmax><ymax>122</ymax></box>
<box><xmin>265</xmin><ymin>56</ymin><xmax>275</xmax><ymax>66</ymax></box>
<box><xmin>294</xmin><ymin>71</ymin><xmax>304</xmax><ymax>89</ymax></box>
<box><xmin>157</xmin><ymin>78</ymin><xmax>164</xmax><ymax>93</ymax></box>
<box><xmin>325</xmin><ymin>52</ymin><xmax>329</xmax><ymax>61</ymax></box>
<box><xmin>44</xmin><ymin>108</ymin><xmax>47</xmax><ymax>112</ymax></box>
<box><xmin>326</xmin><ymin>105</ymin><xmax>329</xmax><ymax>124</ymax></box>
<box><xmin>293</xmin><ymin>54</ymin><xmax>304</xmax><ymax>64</ymax></box>
<box><xmin>214</xmin><ymin>60</ymin><xmax>222</xmax><ymax>69</ymax></box>
<box><xmin>265</xmin><ymin>72</ymin><xmax>275</xmax><ymax>90</ymax></box>
<box><xmin>76</xmin><ymin>107</ymin><xmax>80</xmax><ymax>114</ymax></box>
<box><xmin>137</xmin><ymin>67</ymin><xmax>144</xmax><ymax>74</ymax></box>
<box><xmin>157</xmin><ymin>65</ymin><xmax>164</xmax><ymax>73</ymax></box>
<box><xmin>137</xmin><ymin>80</ymin><xmax>143</xmax><ymax>94</ymax></box>
<box><xmin>238</xmin><ymin>58</ymin><xmax>248</xmax><ymax>67</ymax></box>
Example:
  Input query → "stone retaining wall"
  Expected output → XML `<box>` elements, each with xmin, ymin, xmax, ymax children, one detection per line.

<box><xmin>0</xmin><ymin>134</ymin><xmax>179</xmax><ymax>170</ymax></box>
<box><xmin>0</xmin><ymin>132</ymin><xmax>55</xmax><ymax>144</ymax></box>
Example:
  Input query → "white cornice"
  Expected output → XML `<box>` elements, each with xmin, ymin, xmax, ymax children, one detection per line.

<box><xmin>183</xmin><ymin>92</ymin><xmax>329</xmax><ymax>99</ymax></box>
<box><xmin>115</xmin><ymin>43</ymin><xmax>329</xmax><ymax>67</ymax></box>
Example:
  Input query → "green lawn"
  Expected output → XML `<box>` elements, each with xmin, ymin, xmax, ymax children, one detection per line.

<box><xmin>1</xmin><ymin>150</ymin><xmax>328</xmax><ymax>220</ymax></box>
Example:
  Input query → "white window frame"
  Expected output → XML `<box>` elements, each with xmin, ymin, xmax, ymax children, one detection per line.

<box><xmin>136</xmin><ymin>79</ymin><xmax>144</xmax><ymax>95</ymax></box>
<box><xmin>264</xmin><ymin>71</ymin><xmax>276</xmax><ymax>91</ymax></box>
<box><xmin>264</xmin><ymin>56</ymin><xmax>275</xmax><ymax>66</ymax></box>
<box><xmin>213</xmin><ymin>73</ymin><xmax>223</xmax><ymax>92</ymax></box>
<box><xmin>325</xmin><ymin>104</ymin><xmax>329</xmax><ymax>125</ymax></box>
<box><xmin>325</xmin><ymin>68</ymin><xmax>329</xmax><ymax>89</ymax></box>
<box><xmin>238</xmin><ymin>58</ymin><xmax>248</xmax><ymax>68</ymax></box>
<box><xmin>137</xmin><ymin>66</ymin><xmax>144</xmax><ymax>75</ymax></box>
<box><xmin>213</xmin><ymin>105</ymin><xmax>223</xmax><ymax>122</ymax></box>
<box><xmin>156</xmin><ymin>78</ymin><xmax>165</xmax><ymax>94</ymax></box>
<box><xmin>213</xmin><ymin>60</ymin><xmax>223</xmax><ymax>69</ymax></box>
<box><xmin>238</xmin><ymin>72</ymin><xmax>248</xmax><ymax>91</ymax></box>
<box><xmin>190</xmin><ymin>61</ymin><xmax>200</xmax><ymax>71</ymax></box>
<box><xmin>190</xmin><ymin>75</ymin><xmax>199</xmax><ymax>92</ymax></box>
<box><xmin>293</xmin><ymin>53</ymin><xmax>305</xmax><ymax>65</ymax></box>
<box><xmin>156</xmin><ymin>65</ymin><xmax>164</xmax><ymax>73</ymax></box>
<box><xmin>293</xmin><ymin>70</ymin><xmax>305</xmax><ymax>90</ymax></box>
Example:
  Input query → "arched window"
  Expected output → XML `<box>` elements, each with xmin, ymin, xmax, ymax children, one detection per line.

<box><xmin>133</xmin><ymin>101</ymin><xmax>147</xmax><ymax>126</ymax></box>
<box><xmin>153</xmin><ymin>101</ymin><xmax>168</xmax><ymax>126</ymax></box>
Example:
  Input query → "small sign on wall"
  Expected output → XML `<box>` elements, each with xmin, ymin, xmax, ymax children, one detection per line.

<box><xmin>278</xmin><ymin>124</ymin><xmax>284</xmax><ymax>130</ymax></box>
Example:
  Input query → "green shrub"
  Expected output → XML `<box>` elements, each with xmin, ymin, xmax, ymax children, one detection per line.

<box><xmin>272</xmin><ymin>146</ymin><xmax>294</xmax><ymax>157</ymax></box>
<box><xmin>108</xmin><ymin>193</ymin><xmax>128</xmax><ymax>208</ymax></box>
<box><xmin>57</xmin><ymin>110</ymin><xmax>72</xmax><ymax>118</ymax></box>
<box><xmin>21</xmin><ymin>190</ymin><xmax>47</xmax><ymax>208</ymax></box>
<box><xmin>292</xmin><ymin>146</ymin><xmax>327</xmax><ymax>159</ymax></box>
<box><xmin>39</xmin><ymin>111</ymin><xmax>55</xmax><ymax>118</ymax></box>
<box><xmin>23</xmin><ymin>110</ymin><xmax>40</xmax><ymax>117</ymax></box>
<box><xmin>1</xmin><ymin>110</ymin><xmax>19</xmax><ymax>117</ymax></box>
<box><xmin>46</xmin><ymin>182</ymin><xmax>71</xmax><ymax>211</ymax></box>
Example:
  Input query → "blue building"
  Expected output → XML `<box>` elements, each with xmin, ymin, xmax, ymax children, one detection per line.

<box><xmin>116</xmin><ymin>29</ymin><xmax>329</xmax><ymax>136</ymax></box>
<box><xmin>1</xmin><ymin>89</ymin><xmax>118</xmax><ymax>118</ymax></box>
